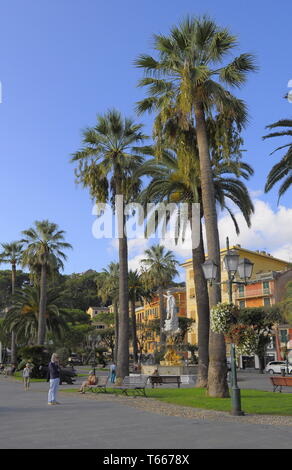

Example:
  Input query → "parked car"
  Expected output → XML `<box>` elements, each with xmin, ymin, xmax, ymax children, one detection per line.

<box><xmin>67</xmin><ymin>355</ymin><xmax>82</xmax><ymax>366</ymax></box>
<box><xmin>265</xmin><ymin>361</ymin><xmax>292</xmax><ymax>375</ymax></box>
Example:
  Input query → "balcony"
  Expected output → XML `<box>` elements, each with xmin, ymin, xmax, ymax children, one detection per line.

<box><xmin>235</xmin><ymin>288</ymin><xmax>272</xmax><ymax>299</ymax></box>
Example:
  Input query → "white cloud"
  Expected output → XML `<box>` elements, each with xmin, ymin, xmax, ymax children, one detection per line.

<box><xmin>127</xmin><ymin>237</ymin><xmax>150</xmax><ymax>254</ymax></box>
<box><xmin>248</xmin><ymin>188</ymin><xmax>264</xmax><ymax>199</ymax></box>
<box><xmin>217</xmin><ymin>198</ymin><xmax>292</xmax><ymax>261</ymax></box>
<box><xmin>128</xmin><ymin>253</ymin><xmax>147</xmax><ymax>273</ymax></box>
<box><xmin>105</xmin><ymin>195</ymin><xmax>292</xmax><ymax>270</ymax></box>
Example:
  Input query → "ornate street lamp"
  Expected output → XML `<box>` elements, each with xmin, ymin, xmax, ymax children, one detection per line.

<box><xmin>202</xmin><ymin>237</ymin><xmax>254</xmax><ymax>416</ymax></box>
<box><xmin>202</xmin><ymin>259</ymin><xmax>218</xmax><ymax>283</ymax></box>
<box><xmin>238</xmin><ymin>258</ymin><xmax>254</xmax><ymax>282</ymax></box>
<box><xmin>224</xmin><ymin>249</ymin><xmax>240</xmax><ymax>276</ymax></box>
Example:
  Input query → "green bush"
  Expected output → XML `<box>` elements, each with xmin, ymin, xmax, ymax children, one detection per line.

<box><xmin>55</xmin><ymin>347</ymin><xmax>70</xmax><ymax>365</ymax></box>
<box><xmin>18</xmin><ymin>345</ymin><xmax>51</xmax><ymax>378</ymax></box>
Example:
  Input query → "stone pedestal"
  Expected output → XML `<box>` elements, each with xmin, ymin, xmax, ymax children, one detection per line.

<box><xmin>141</xmin><ymin>364</ymin><xmax>197</xmax><ymax>376</ymax></box>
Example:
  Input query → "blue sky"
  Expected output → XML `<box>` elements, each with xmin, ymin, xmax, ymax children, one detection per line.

<box><xmin>0</xmin><ymin>0</ymin><xmax>291</xmax><ymax>277</ymax></box>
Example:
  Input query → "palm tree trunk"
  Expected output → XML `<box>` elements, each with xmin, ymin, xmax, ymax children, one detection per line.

<box><xmin>194</xmin><ymin>101</ymin><xmax>229</xmax><ymax>397</ymax></box>
<box><xmin>114</xmin><ymin>300</ymin><xmax>119</xmax><ymax>363</ymax></box>
<box><xmin>38</xmin><ymin>264</ymin><xmax>47</xmax><ymax>345</ymax></box>
<box><xmin>11</xmin><ymin>263</ymin><xmax>17</xmax><ymax>364</ymax></box>
<box><xmin>190</xmin><ymin>216</ymin><xmax>210</xmax><ymax>388</ymax></box>
<box><xmin>131</xmin><ymin>298</ymin><xmax>138</xmax><ymax>363</ymax></box>
<box><xmin>159</xmin><ymin>288</ymin><xmax>166</xmax><ymax>347</ymax></box>
<box><xmin>116</xmin><ymin>201</ymin><xmax>129</xmax><ymax>380</ymax></box>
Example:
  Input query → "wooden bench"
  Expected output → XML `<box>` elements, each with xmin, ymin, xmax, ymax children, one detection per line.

<box><xmin>86</xmin><ymin>375</ymin><xmax>109</xmax><ymax>393</ymax></box>
<box><xmin>270</xmin><ymin>376</ymin><xmax>292</xmax><ymax>392</ymax></box>
<box><xmin>149</xmin><ymin>375</ymin><xmax>181</xmax><ymax>389</ymax></box>
<box><xmin>114</xmin><ymin>376</ymin><xmax>148</xmax><ymax>397</ymax></box>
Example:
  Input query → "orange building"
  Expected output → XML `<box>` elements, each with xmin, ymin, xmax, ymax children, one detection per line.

<box><xmin>182</xmin><ymin>246</ymin><xmax>291</xmax><ymax>346</ymax></box>
<box><xmin>182</xmin><ymin>246</ymin><xmax>292</xmax><ymax>368</ymax></box>
<box><xmin>234</xmin><ymin>270</ymin><xmax>292</xmax><ymax>309</ymax></box>
<box><xmin>234</xmin><ymin>269</ymin><xmax>292</xmax><ymax>362</ymax></box>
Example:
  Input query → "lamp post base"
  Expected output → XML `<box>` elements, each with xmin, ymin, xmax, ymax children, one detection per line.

<box><xmin>231</xmin><ymin>387</ymin><xmax>244</xmax><ymax>416</ymax></box>
<box><xmin>231</xmin><ymin>410</ymin><xmax>245</xmax><ymax>416</ymax></box>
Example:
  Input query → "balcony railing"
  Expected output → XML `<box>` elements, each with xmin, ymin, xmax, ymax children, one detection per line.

<box><xmin>235</xmin><ymin>288</ymin><xmax>272</xmax><ymax>299</ymax></box>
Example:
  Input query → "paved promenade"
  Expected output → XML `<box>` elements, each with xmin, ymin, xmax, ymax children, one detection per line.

<box><xmin>1</xmin><ymin>375</ymin><xmax>292</xmax><ymax>449</ymax></box>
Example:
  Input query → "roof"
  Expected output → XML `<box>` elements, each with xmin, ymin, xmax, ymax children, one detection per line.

<box><xmin>180</xmin><ymin>245</ymin><xmax>291</xmax><ymax>268</ymax></box>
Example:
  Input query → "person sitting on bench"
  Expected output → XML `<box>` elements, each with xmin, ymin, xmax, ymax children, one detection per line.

<box><xmin>79</xmin><ymin>371</ymin><xmax>97</xmax><ymax>393</ymax></box>
<box><xmin>151</xmin><ymin>369</ymin><xmax>162</xmax><ymax>386</ymax></box>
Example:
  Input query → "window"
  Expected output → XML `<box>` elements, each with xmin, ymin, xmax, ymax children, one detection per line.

<box><xmin>238</xmin><ymin>285</ymin><xmax>245</xmax><ymax>297</ymax></box>
<box><xmin>239</xmin><ymin>300</ymin><xmax>245</xmax><ymax>309</ymax></box>
<box><xmin>263</xmin><ymin>281</ymin><xmax>270</xmax><ymax>294</ymax></box>
<box><xmin>263</xmin><ymin>297</ymin><xmax>271</xmax><ymax>307</ymax></box>
<box><xmin>280</xmin><ymin>330</ymin><xmax>288</xmax><ymax>343</ymax></box>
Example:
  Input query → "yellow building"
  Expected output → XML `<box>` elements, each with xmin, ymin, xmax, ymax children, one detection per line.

<box><xmin>86</xmin><ymin>306</ymin><xmax>110</xmax><ymax>330</ymax></box>
<box><xmin>86</xmin><ymin>306</ymin><xmax>109</xmax><ymax>319</ymax></box>
<box><xmin>181</xmin><ymin>245</ymin><xmax>291</xmax><ymax>345</ymax></box>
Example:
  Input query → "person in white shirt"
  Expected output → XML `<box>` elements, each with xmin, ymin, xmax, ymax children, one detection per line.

<box><xmin>22</xmin><ymin>363</ymin><xmax>31</xmax><ymax>391</ymax></box>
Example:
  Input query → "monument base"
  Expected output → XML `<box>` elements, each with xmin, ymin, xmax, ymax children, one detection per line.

<box><xmin>141</xmin><ymin>364</ymin><xmax>197</xmax><ymax>376</ymax></box>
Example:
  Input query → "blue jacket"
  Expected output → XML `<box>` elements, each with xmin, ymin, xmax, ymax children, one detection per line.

<box><xmin>47</xmin><ymin>361</ymin><xmax>60</xmax><ymax>380</ymax></box>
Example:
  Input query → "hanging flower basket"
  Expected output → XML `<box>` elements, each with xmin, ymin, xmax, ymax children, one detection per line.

<box><xmin>210</xmin><ymin>303</ymin><xmax>239</xmax><ymax>334</ymax></box>
<box><xmin>227</xmin><ymin>324</ymin><xmax>258</xmax><ymax>355</ymax></box>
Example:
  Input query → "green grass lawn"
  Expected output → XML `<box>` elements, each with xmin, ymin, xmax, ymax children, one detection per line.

<box><xmin>146</xmin><ymin>388</ymin><xmax>292</xmax><ymax>416</ymax></box>
<box><xmin>13</xmin><ymin>371</ymin><xmax>86</xmax><ymax>381</ymax></box>
<box><xmin>13</xmin><ymin>371</ymin><xmax>88</xmax><ymax>381</ymax></box>
<box><xmin>12</xmin><ymin>372</ymin><xmax>46</xmax><ymax>383</ymax></box>
<box><xmin>62</xmin><ymin>386</ymin><xmax>292</xmax><ymax>416</ymax></box>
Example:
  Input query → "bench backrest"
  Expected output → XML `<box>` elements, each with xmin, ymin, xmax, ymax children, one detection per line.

<box><xmin>123</xmin><ymin>376</ymin><xmax>148</xmax><ymax>386</ymax></box>
<box><xmin>270</xmin><ymin>376</ymin><xmax>292</xmax><ymax>386</ymax></box>
<box><xmin>161</xmin><ymin>375</ymin><xmax>180</xmax><ymax>382</ymax></box>
<box><xmin>97</xmin><ymin>376</ymin><xmax>108</xmax><ymax>386</ymax></box>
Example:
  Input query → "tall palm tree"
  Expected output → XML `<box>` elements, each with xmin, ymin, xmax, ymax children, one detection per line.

<box><xmin>97</xmin><ymin>262</ymin><xmax>120</xmax><ymax>363</ymax></box>
<box><xmin>128</xmin><ymin>269</ymin><xmax>153</xmax><ymax>363</ymax></box>
<box><xmin>0</xmin><ymin>241</ymin><xmax>23</xmax><ymax>363</ymax></box>
<box><xmin>263</xmin><ymin>119</ymin><xmax>292</xmax><ymax>200</ymax></box>
<box><xmin>21</xmin><ymin>220</ymin><xmax>72</xmax><ymax>345</ymax></box>
<box><xmin>140</xmin><ymin>244</ymin><xmax>179</xmax><ymax>346</ymax></box>
<box><xmin>138</xmin><ymin>148</ymin><xmax>254</xmax><ymax>386</ymax></box>
<box><xmin>71</xmin><ymin>110</ymin><xmax>151</xmax><ymax>380</ymax></box>
<box><xmin>3</xmin><ymin>285</ymin><xmax>67</xmax><ymax>345</ymax></box>
<box><xmin>135</xmin><ymin>16</ymin><xmax>256</xmax><ymax>396</ymax></box>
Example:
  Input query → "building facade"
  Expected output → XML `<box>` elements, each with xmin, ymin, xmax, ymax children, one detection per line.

<box><xmin>86</xmin><ymin>306</ymin><xmax>110</xmax><ymax>330</ymax></box>
<box><xmin>182</xmin><ymin>245</ymin><xmax>291</xmax><ymax>367</ymax></box>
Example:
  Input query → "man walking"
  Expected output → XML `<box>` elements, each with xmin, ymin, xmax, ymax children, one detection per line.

<box><xmin>47</xmin><ymin>353</ymin><xmax>61</xmax><ymax>405</ymax></box>
<box><xmin>109</xmin><ymin>363</ymin><xmax>116</xmax><ymax>383</ymax></box>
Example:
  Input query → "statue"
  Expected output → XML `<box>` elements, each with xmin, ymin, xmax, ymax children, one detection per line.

<box><xmin>160</xmin><ymin>290</ymin><xmax>183</xmax><ymax>367</ymax></box>
<box><xmin>162</xmin><ymin>290</ymin><xmax>180</xmax><ymax>335</ymax></box>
